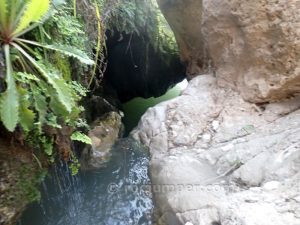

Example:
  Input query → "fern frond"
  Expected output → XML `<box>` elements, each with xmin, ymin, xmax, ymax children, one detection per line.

<box><xmin>13</xmin><ymin>0</ymin><xmax>50</xmax><ymax>35</ymax></box>
<box><xmin>12</xmin><ymin>43</ymin><xmax>75</xmax><ymax>112</ymax></box>
<box><xmin>51</xmin><ymin>78</ymin><xmax>75</xmax><ymax>113</ymax></box>
<box><xmin>15</xmin><ymin>72</ymin><xmax>40</xmax><ymax>83</ymax></box>
<box><xmin>71</xmin><ymin>131</ymin><xmax>92</xmax><ymax>145</ymax></box>
<box><xmin>0</xmin><ymin>45</ymin><xmax>19</xmax><ymax>132</ymax></box>
<box><xmin>18</xmin><ymin>87</ymin><xmax>35</xmax><ymax>132</ymax></box>
<box><xmin>31</xmin><ymin>83</ymin><xmax>47</xmax><ymax>133</ymax></box>
<box><xmin>15</xmin><ymin>39</ymin><xmax>94</xmax><ymax>65</ymax></box>
<box><xmin>43</xmin><ymin>44</ymin><xmax>94</xmax><ymax>65</ymax></box>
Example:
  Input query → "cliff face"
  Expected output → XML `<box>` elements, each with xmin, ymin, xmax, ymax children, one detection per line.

<box><xmin>157</xmin><ymin>0</ymin><xmax>300</xmax><ymax>102</ymax></box>
<box><xmin>132</xmin><ymin>0</ymin><xmax>300</xmax><ymax>224</ymax></box>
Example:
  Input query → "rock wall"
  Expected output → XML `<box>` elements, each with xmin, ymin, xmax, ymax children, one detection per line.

<box><xmin>132</xmin><ymin>1</ymin><xmax>300</xmax><ymax>223</ymax></box>
<box><xmin>157</xmin><ymin>0</ymin><xmax>210</xmax><ymax>77</ymax></box>
<box><xmin>0</xmin><ymin>139</ymin><xmax>43</xmax><ymax>225</ymax></box>
<box><xmin>132</xmin><ymin>75</ymin><xmax>300</xmax><ymax>225</ymax></box>
<box><xmin>157</xmin><ymin>0</ymin><xmax>300</xmax><ymax>103</ymax></box>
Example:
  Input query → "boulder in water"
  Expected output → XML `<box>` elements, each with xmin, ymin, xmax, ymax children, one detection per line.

<box><xmin>81</xmin><ymin>111</ymin><xmax>123</xmax><ymax>169</ymax></box>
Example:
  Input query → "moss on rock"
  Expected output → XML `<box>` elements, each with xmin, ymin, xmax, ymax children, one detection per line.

<box><xmin>0</xmin><ymin>139</ymin><xmax>46</xmax><ymax>225</ymax></box>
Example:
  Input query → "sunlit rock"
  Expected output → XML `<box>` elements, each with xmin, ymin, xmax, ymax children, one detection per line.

<box><xmin>158</xmin><ymin>0</ymin><xmax>300</xmax><ymax>102</ymax></box>
<box><xmin>133</xmin><ymin>75</ymin><xmax>300</xmax><ymax>224</ymax></box>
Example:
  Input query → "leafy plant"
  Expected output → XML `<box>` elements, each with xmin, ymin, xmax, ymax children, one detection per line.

<box><xmin>69</xmin><ymin>152</ymin><xmax>80</xmax><ymax>175</ymax></box>
<box><xmin>0</xmin><ymin>0</ymin><xmax>94</xmax><ymax>132</ymax></box>
<box><xmin>71</xmin><ymin>131</ymin><xmax>92</xmax><ymax>145</ymax></box>
<box><xmin>102</xmin><ymin>0</ymin><xmax>178</xmax><ymax>56</ymax></box>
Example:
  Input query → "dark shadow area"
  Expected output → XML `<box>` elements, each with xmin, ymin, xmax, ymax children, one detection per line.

<box><xmin>103</xmin><ymin>30</ymin><xmax>186</xmax><ymax>103</ymax></box>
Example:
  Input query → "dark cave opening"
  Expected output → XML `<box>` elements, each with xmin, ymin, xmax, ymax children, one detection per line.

<box><xmin>103</xmin><ymin>30</ymin><xmax>186</xmax><ymax>103</ymax></box>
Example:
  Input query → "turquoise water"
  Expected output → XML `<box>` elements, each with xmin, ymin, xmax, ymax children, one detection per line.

<box><xmin>122</xmin><ymin>79</ymin><xmax>188</xmax><ymax>133</ymax></box>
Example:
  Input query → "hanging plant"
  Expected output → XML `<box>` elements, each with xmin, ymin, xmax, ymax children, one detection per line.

<box><xmin>0</xmin><ymin>0</ymin><xmax>94</xmax><ymax>132</ymax></box>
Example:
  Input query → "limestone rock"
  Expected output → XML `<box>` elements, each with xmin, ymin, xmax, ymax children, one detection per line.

<box><xmin>81</xmin><ymin>111</ymin><xmax>123</xmax><ymax>169</ymax></box>
<box><xmin>132</xmin><ymin>75</ymin><xmax>300</xmax><ymax>225</ymax></box>
<box><xmin>158</xmin><ymin>0</ymin><xmax>300</xmax><ymax>102</ymax></box>
<box><xmin>157</xmin><ymin>0</ymin><xmax>210</xmax><ymax>77</ymax></box>
<box><xmin>203</xmin><ymin>0</ymin><xmax>300</xmax><ymax>102</ymax></box>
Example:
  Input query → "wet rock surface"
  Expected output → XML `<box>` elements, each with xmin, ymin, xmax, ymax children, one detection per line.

<box><xmin>132</xmin><ymin>75</ymin><xmax>300</xmax><ymax>225</ymax></box>
<box><xmin>80</xmin><ymin>111</ymin><xmax>123</xmax><ymax>169</ymax></box>
<box><xmin>0</xmin><ymin>139</ymin><xmax>43</xmax><ymax>225</ymax></box>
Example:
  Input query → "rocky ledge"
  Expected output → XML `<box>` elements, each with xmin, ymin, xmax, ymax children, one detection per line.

<box><xmin>132</xmin><ymin>75</ymin><xmax>300</xmax><ymax>225</ymax></box>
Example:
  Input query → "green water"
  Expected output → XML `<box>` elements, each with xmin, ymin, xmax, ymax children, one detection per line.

<box><xmin>122</xmin><ymin>79</ymin><xmax>188</xmax><ymax>133</ymax></box>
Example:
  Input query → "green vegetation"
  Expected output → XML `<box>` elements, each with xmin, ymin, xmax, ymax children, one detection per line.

<box><xmin>0</xmin><ymin>0</ymin><xmax>178</xmax><ymax>173</ymax></box>
<box><xmin>0</xmin><ymin>0</ymin><xmax>93</xmax><ymax>166</ymax></box>
<box><xmin>0</xmin><ymin>149</ymin><xmax>47</xmax><ymax>209</ymax></box>
<box><xmin>0</xmin><ymin>0</ymin><xmax>93</xmax><ymax>132</ymax></box>
<box><xmin>71</xmin><ymin>131</ymin><xmax>92</xmax><ymax>144</ymax></box>
<box><xmin>18</xmin><ymin>165</ymin><xmax>47</xmax><ymax>202</ymax></box>
<box><xmin>103</xmin><ymin>0</ymin><xmax>178</xmax><ymax>55</ymax></box>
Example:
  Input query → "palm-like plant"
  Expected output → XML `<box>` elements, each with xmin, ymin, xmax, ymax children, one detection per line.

<box><xmin>0</xmin><ymin>0</ymin><xmax>94</xmax><ymax>132</ymax></box>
